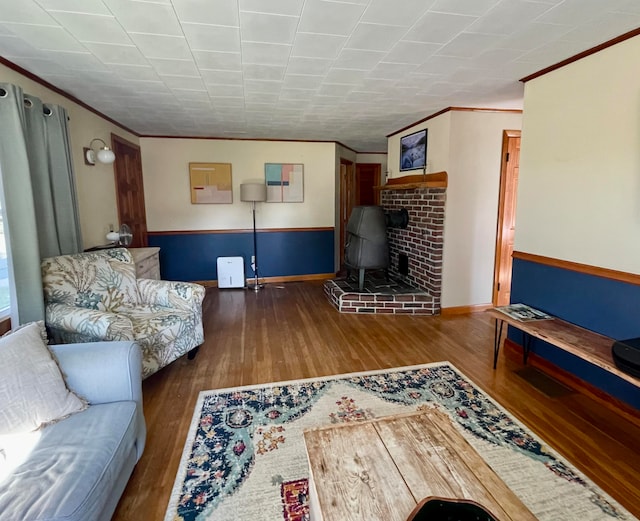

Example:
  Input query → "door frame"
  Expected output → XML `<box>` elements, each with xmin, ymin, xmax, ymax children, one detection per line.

<box><xmin>111</xmin><ymin>133</ymin><xmax>148</xmax><ymax>248</ymax></box>
<box><xmin>339</xmin><ymin>158</ymin><xmax>355</xmax><ymax>266</ymax></box>
<box><xmin>492</xmin><ymin>129</ymin><xmax>521</xmax><ymax>306</ymax></box>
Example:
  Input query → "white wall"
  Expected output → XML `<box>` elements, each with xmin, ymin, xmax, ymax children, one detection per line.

<box><xmin>140</xmin><ymin>138</ymin><xmax>336</xmax><ymax>231</ymax></box>
<box><xmin>517</xmin><ymin>35</ymin><xmax>640</xmax><ymax>275</ymax></box>
<box><xmin>445</xmin><ymin>110</ymin><xmax>522</xmax><ymax>307</ymax></box>
<box><xmin>387</xmin><ymin>109</ymin><xmax>522</xmax><ymax>308</ymax></box>
<box><xmin>0</xmin><ymin>63</ymin><xmax>139</xmax><ymax>249</ymax></box>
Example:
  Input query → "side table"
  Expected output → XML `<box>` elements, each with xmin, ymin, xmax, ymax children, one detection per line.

<box><xmin>129</xmin><ymin>247</ymin><xmax>160</xmax><ymax>279</ymax></box>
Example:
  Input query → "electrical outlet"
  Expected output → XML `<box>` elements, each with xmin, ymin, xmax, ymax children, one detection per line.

<box><xmin>251</xmin><ymin>255</ymin><xmax>256</xmax><ymax>264</ymax></box>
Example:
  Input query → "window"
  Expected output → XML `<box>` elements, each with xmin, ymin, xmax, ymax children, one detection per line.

<box><xmin>0</xmin><ymin>201</ymin><xmax>9</xmax><ymax>317</ymax></box>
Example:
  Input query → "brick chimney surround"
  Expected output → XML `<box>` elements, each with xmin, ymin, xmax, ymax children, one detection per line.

<box><xmin>324</xmin><ymin>172</ymin><xmax>447</xmax><ymax>315</ymax></box>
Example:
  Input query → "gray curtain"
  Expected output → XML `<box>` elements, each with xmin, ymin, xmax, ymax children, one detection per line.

<box><xmin>0</xmin><ymin>83</ymin><xmax>82</xmax><ymax>325</ymax></box>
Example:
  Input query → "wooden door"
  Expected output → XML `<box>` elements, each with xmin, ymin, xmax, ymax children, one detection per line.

<box><xmin>493</xmin><ymin>130</ymin><xmax>521</xmax><ymax>306</ymax></box>
<box><xmin>339</xmin><ymin>159</ymin><xmax>355</xmax><ymax>266</ymax></box>
<box><xmin>111</xmin><ymin>134</ymin><xmax>148</xmax><ymax>248</ymax></box>
<box><xmin>355</xmin><ymin>163</ymin><xmax>381</xmax><ymax>206</ymax></box>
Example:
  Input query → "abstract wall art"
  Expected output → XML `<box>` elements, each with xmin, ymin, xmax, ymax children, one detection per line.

<box><xmin>265</xmin><ymin>163</ymin><xmax>304</xmax><ymax>203</ymax></box>
<box><xmin>189</xmin><ymin>162</ymin><xmax>233</xmax><ymax>204</ymax></box>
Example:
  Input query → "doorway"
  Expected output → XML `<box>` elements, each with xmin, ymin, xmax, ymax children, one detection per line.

<box><xmin>493</xmin><ymin>130</ymin><xmax>521</xmax><ymax>306</ymax></box>
<box><xmin>111</xmin><ymin>134</ymin><xmax>148</xmax><ymax>248</ymax></box>
<box><xmin>339</xmin><ymin>158</ymin><xmax>355</xmax><ymax>266</ymax></box>
<box><xmin>355</xmin><ymin>163</ymin><xmax>381</xmax><ymax>206</ymax></box>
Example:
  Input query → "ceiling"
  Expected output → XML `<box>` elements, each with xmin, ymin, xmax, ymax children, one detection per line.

<box><xmin>1</xmin><ymin>1</ymin><xmax>639</xmax><ymax>152</ymax></box>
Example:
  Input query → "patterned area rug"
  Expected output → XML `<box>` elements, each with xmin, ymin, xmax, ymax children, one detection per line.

<box><xmin>164</xmin><ymin>363</ymin><xmax>635</xmax><ymax>521</ymax></box>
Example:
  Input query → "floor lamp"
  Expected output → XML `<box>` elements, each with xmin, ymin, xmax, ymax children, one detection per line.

<box><xmin>240</xmin><ymin>182</ymin><xmax>267</xmax><ymax>291</ymax></box>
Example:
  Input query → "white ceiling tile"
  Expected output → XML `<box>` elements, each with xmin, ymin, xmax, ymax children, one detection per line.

<box><xmin>285</xmin><ymin>56</ymin><xmax>331</xmax><ymax>74</ymax></box>
<box><xmin>193</xmin><ymin>50</ymin><xmax>242</xmax><ymax>70</ymax></box>
<box><xmin>0</xmin><ymin>34</ymin><xmax>42</xmax><ymax>58</ymax></box>
<box><xmin>38</xmin><ymin>0</ymin><xmax>112</xmax><ymax>14</ymax></box>
<box><xmin>161</xmin><ymin>75</ymin><xmax>206</xmax><ymax>90</ymax></box>
<box><xmin>242</xmin><ymin>42</ymin><xmax>291</xmax><ymax>65</ymax></box>
<box><xmin>103</xmin><ymin>0</ymin><xmax>182</xmax><ymax>35</ymax></box>
<box><xmin>467</xmin><ymin>1</ymin><xmax>554</xmax><ymax>36</ymax></box>
<box><xmin>42</xmin><ymin>50</ymin><xmax>106</xmax><ymax>70</ymax></box>
<box><xmin>4</xmin><ymin>24</ymin><xmax>86</xmax><ymax>52</ymax></box>
<box><xmin>82</xmin><ymin>42</ymin><xmax>149</xmax><ymax>65</ymax></box>
<box><xmin>172</xmin><ymin>89</ymin><xmax>211</xmax><ymax>102</ymax></box>
<box><xmin>537</xmin><ymin>0</ymin><xmax>617</xmax><ymax>25</ymax></box>
<box><xmin>245</xmin><ymin>91</ymin><xmax>279</xmax><ymax>102</ymax></box>
<box><xmin>201</xmin><ymin>69</ymin><xmax>243</xmax><ymax>85</ymax></box>
<box><xmin>497</xmin><ymin>22</ymin><xmax>572</xmax><ymax>51</ymax></box>
<box><xmin>284</xmin><ymin>74</ymin><xmax>323</xmax><ymax>89</ymax></box>
<box><xmin>325</xmin><ymin>68</ymin><xmax>367</xmax><ymax>83</ymax></box>
<box><xmin>346</xmin><ymin>23</ymin><xmax>407</xmax><ymax>52</ymax></box>
<box><xmin>518</xmin><ymin>38</ymin><xmax>591</xmax><ymax>65</ymax></box>
<box><xmin>128</xmin><ymin>34</ymin><xmax>191</xmax><ymax>59</ymax></box>
<box><xmin>47</xmin><ymin>12</ymin><xmax>131</xmax><ymax>44</ymax></box>
<box><xmin>182</xmin><ymin>23</ymin><xmax>240</xmax><ymax>52</ymax></box>
<box><xmin>240</xmin><ymin>12</ymin><xmax>298</xmax><ymax>44</ymax></box>
<box><xmin>173</xmin><ymin>0</ymin><xmax>239</xmax><ymax>26</ymax></box>
<box><xmin>429</xmin><ymin>0</ymin><xmax>500</xmax><ymax>17</ymax></box>
<box><xmin>615</xmin><ymin>0</ymin><xmax>640</xmax><ymax>14</ymax></box>
<box><xmin>318</xmin><ymin>83</ymin><xmax>352</xmax><ymax>96</ymax></box>
<box><xmin>299</xmin><ymin>0</ymin><xmax>366</xmax><ymax>36</ymax></box>
<box><xmin>561</xmin><ymin>13</ymin><xmax>640</xmax><ymax>45</ymax></box>
<box><xmin>362</xmin><ymin>0</ymin><xmax>435</xmax><ymax>25</ymax></box>
<box><xmin>243</xmin><ymin>64</ymin><xmax>285</xmax><ymax>81</ymax></box>
<box><xmin>368</xmin><ymin>61</ymin><xmax>416</xmax><ymax>79</ymax></box>
<box><xmin>244</xmin><ymin>79</ymin><xmax>282</xmax><ymax>93</ymax></box>
<box><xmin>334</xmin><ymin>48</ymin><xmax>385</xmax><ymax>70</ymax></box>
<box><xmin>292</xmin><ymin>33</ymin><xmax>347</xmax><ymax>58</ymax></box>
<box><xmin>384</xmin><ymin>41</ymin><xmax>441</xmax><ymax>64</ymax></box>
<box><xmin>436</xmin><ymin>32</ymin><xmax>500</xmax><ymax>57</ymax></box>
<box><xmin>207</xmin><ymin>84</ymin><xmax>243</xmax><ymax>97</ymax></box>
<box><xmin>148</xmin><ymin>58</ymin><xmax>199</xmax><ymax>76</ymax></box>
<box><xmin>404</xmin><ymin>12</ymin><xmax>476</xmax><ymax>43</ymax></box>
<box><xmin>279</xmin><ymin>88</ymin><xmax>314</xmax><ymax>100</ymax></box>
<box><xmin>0</xmin><ymin>0</ymin><xmax>635</xmax><ymax>149</ymax></box>
<box><xmin>0</xmin><ymin>2</ymin><xmax>57</xmax><ymax>24</ymax></box>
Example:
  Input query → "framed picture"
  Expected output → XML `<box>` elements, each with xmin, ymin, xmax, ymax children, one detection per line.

<box><xmin>265</xmin><ymin>163</ymin><xmax>304</xmax><ymax>202</ymax></box>
<box><xmin>189</xmin><ymin>163</ymin><xmax>232</xmax><ymax>204</ymax></box>
<box><xmin>400</xmin><ymin>129</ymin><xmax>427</xmax><ymax>172</ymax></box>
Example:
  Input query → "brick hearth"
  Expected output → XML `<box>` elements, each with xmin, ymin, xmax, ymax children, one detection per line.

<box><xmin>323</xmin><ymin>278</ymin><xmax>437</xmax><ymax>314</ymax></box>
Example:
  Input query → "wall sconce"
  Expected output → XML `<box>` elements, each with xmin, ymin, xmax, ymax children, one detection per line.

<box><xmin>83</xmin><ymin>138</ymin><xmax>115</xmax><ymax>166</ymax></box>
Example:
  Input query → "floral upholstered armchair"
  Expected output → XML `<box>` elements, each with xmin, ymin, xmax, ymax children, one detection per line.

<box><xmin>41</xmin><ymin>248</ymin><xmax>205</xmax><ymax>379</ymax></box>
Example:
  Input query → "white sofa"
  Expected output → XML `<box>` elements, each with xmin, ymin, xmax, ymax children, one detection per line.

<box><xmin>0</xmin><ymin>340</ymin><xmax>145</xmax><ymax>521</ymax></box>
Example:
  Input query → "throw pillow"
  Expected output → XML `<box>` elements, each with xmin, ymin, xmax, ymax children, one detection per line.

<box><xmin>0</xmin><ymin>322</ymin><xmax>87</xmax><ymax>435</ymax></box>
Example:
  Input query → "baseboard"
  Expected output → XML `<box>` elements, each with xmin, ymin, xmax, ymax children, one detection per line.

<box><xmin>441</xmin><ymin>303</ymin><xmax>493</xmax><ymax>315</ymax></box>
<box><xmin>193</xmin><ymin>273</ymin><xmax>335</xmax><ymax>288</ymax></box>
<box><xmin>504</xmin><ymin>339</ymin><xmax>640</xmax><ymax>428</ymax></box>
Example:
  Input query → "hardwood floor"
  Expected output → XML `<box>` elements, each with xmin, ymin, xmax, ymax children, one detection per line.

<box><xmin>113</xmin><ymin>281</ymin><xmax>640</xmax><ymax>520</ymax></box>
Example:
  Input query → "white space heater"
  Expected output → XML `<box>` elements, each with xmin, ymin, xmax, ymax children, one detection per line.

<box><xmin>217</xmin><ymin>256</ymin><xmax>245</xmax><ymax>288</ymax></box>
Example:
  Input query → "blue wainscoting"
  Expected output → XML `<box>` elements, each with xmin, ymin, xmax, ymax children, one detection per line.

<box><xmin>510</xmin><ymin>256</ymin><xmax>640</xmax><ymax>409</ymax></box>
<box><xmin>148</xmin><ymin>228</ymin><xmax>335</xmax><ymax>282</ymax></box>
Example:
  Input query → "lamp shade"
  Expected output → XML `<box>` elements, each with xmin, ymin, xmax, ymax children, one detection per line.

<box><xmin>240</xmin><ymin>183</ymin><xmax>267</xmax><ymax>202</ymax></box>
<box><xmin>97</xmin><ymin>147</ymin><xmax>116</xmax><ymax>164</ymax></box>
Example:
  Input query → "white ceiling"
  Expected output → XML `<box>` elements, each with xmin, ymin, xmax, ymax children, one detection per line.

<box><xmin>0</xmin><ymin>0</ymin><xmax>639</xmax><ymax>152</ymax></box>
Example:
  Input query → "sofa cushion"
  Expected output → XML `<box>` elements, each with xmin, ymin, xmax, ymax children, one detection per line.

<box><xmin>121</xmin><ymin>304</ymin><xmax>195</xmax><ymax>377</ymax></box>
<box><xmin>41</xmin><ymin>248</ymin><xmax>139</xmax><ymax>312</ymax></box>
<box><xmin>0</xmin><ymin>323</ymin><xmax>87</xmax><ymax>435</ymax></box>
<box><xmin>0</xmin><ymin>401</ymin><xmax>138</xmax><ymax>521</ymax></box>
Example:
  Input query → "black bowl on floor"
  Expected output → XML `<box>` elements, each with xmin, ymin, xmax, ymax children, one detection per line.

<box><xmin>406</xmin><ymin>497</ymin><xmax>498</xmax><ymax>521</ymax></box>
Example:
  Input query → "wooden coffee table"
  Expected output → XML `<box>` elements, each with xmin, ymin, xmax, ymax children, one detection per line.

<box><xmin>303</xmin><ymin>408</ymin><xmax>538</xmax><ymax>521</ymax></box>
